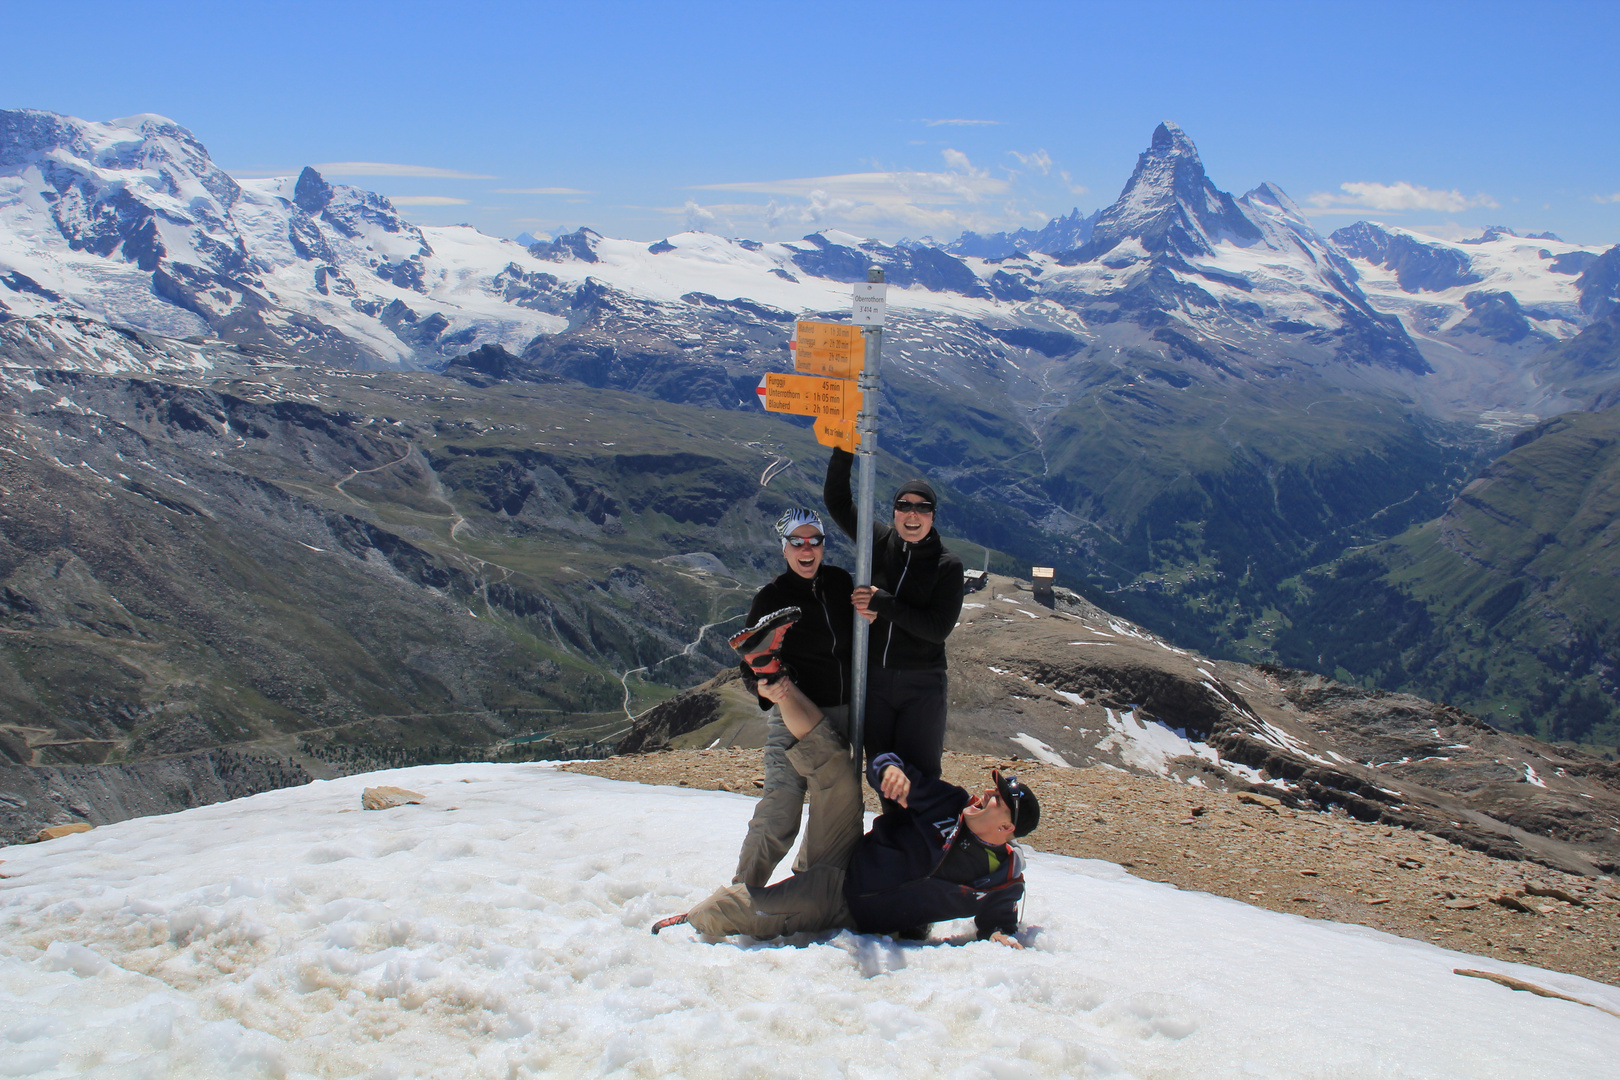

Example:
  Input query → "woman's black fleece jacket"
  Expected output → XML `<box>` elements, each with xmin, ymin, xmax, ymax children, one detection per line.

<box><xmin>824</xmin><ymin>448</ymin><xmax>964</xmax><ymax>671</ymax></box>
<box><xmin>740</xmin><ymin>564</ymin><xmax>854</xmax><ymax>710</ymax></box>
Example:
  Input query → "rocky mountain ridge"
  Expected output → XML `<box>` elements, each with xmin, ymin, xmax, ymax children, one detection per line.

<box><xmin>623</xmin><ymin>575</ymin><xmax>1620</xmax><ymax>879</ymax></box>
<box><xmin>1275</xmin><ymin>403</ymin><xmax>1620</xmax><ymax>751</ymax></box>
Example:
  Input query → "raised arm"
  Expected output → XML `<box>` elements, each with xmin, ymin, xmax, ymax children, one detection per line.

<box><xmin>867</xmin><ymin>753</ymin><xmax>970</xmax><ymax>821</ymax></box>
<box><xmin>823</xmin><ymin>448</ymin><xmax>859</xmax><ymax>540</ymax></box>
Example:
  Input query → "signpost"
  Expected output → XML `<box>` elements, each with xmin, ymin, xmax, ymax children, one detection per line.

<box><xmin>849</xmin><ymin>272</ymin><xmax>885</xmax><ymax>777</ymax></box>
<box><xmin>759</xmin><ymin>270</ymin><xmax>887</xmax><ymax>777</ymax></box>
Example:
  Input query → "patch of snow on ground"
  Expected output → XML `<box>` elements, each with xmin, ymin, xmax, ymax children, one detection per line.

<box><xmin>1010</xmin><ymin>734</ymin><xmax>1073</xmax><ymax>768</ymax></box>
<box><xmin>2</xmin><ymin>767</ymin><xmax>1617</xmax><ymax>1079</ymax></box>
<box><xmin>1095</xmin><ymin>709</ymin><xmax>1221</xmax><ymax>776</ymax></box>
<box><xmin>1525</xmin><ymin>764</ymin><xmax>1547</xmax><ymax>788</ymax></box>
<box><xmin>1220</xmin><ymin>760</ymin><xmax>1270</xmax><ymax>786</ymax></box>
<box><xmin>1054</xmin><ymin>690</ymin><xmax>1086</xmax><ymax>707</ymax></box>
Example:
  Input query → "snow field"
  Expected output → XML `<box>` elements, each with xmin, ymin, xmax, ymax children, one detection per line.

<box><xmin>2</xmin><ymin>764</ymin><xmax>1617</xmax><ymax>1079</ymax></box>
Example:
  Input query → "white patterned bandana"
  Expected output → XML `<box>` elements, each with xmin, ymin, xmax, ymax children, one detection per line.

<box><xmin>775</xmin><ymin>507</ymin><xmax>825</xmax><ymax>548</ymax></box>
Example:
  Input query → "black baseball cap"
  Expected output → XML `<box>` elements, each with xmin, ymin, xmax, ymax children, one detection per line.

<box><xmin>993</xmin><ymin>769</ymin><xmax>1040</xmax><ymax>838</ymax></box>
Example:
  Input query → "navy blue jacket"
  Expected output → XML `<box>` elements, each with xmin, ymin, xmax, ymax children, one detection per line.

<box><xmin>844</xmin><ymin>754</ymin><xmax>1025</xmax><ymax>939</ymax></box>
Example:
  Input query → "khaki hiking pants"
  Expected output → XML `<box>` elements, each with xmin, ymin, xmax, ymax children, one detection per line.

<box><xmin>689</xmin><ymin>719</ymin><xmax>862</xmax><ymax>939</ymax></box>
<box><xmin>734</xmin><ymin>704</ymin><xmax>850</xmax><ymax>887</ymax></box>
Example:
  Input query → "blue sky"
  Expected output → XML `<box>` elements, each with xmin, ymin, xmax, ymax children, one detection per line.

<box><xmin>6</xmin><ymin>1</ymin><xmax>1619</xmax><ymax>246</ymax></box>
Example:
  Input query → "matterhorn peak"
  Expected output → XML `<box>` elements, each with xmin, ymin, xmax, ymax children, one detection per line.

<box><xmin>294</xmin><ymin>166</ymin><xmax>334</xmax><ymax>214</ymax></box>
<box><xmin>1150</xmin><ymin>121</ymin><xmax>1198</xmax><ymax>157</ymax></box>
<box><xmin>1063</xmin><ymin>122</ymin><xmax>1260</xmax><ymax>263</ymax></box>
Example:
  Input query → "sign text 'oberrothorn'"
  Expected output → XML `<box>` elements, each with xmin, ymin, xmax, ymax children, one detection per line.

<box><xmin>852</xmin><ymin>281</ymin><xmax>887</xmax><ymax>327</ymax></box>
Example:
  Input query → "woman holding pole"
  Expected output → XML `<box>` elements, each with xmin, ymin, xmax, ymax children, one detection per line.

<box><xmin>824</xmin><ymin>449</ymin><xmax>964</xmax><ymax>779</ymax></box>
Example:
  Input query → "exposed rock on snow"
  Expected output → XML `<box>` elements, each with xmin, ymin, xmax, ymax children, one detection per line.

<box><xmin>361</xmin><ymin>785</ymin><xmax>424</xmax><ymax>810</ymax></box>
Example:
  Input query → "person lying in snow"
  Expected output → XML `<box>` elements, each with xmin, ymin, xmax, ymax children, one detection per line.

<box><xmin>652</xmin><ymin>674</ymin><xmax>1039</xmax><ymax>946</ymax></box>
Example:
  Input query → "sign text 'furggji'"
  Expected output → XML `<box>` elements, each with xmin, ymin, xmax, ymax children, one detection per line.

<box><xmin>756</xmin><ymin>372</ymin><xmax>860</xmax><ymax>422</ymax></box>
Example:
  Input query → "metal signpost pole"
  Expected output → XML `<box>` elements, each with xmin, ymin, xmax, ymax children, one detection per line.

<box><xmin>850</xmin><ymin>268</ymin><xmax>884</xmax><ymax>777</ymax></box>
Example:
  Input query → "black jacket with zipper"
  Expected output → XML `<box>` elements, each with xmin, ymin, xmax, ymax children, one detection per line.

<box><xmin>844</xmin><ymin>752</ymin><xmax>1025</xmax><ymax>939</ymax></box>
<box><xmin>740</xmin><ymin>564</ymin><xmax>854</xmax><ymax>710</ymax></box>
<box><xmin>824</xmin><ymin>449</ymin><xmax>964</xmax><ymax>671</ymax></box>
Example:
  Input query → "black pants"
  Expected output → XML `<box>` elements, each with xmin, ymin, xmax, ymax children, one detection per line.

<box><xmin>863</xmin><ymin>666</ymin><xmax>947</xmax><ymax>779</ymax></box>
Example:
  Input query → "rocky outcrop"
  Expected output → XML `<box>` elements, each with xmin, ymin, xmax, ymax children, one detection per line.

<box><xmin>0</xmin><ymin>748</ymin><xmax>310</xmax><ymax>845</ymax></box>
<box><xmin>1331</xmin><ymin>221</ymin><xmax>1484</xmax><ymax>293</ymax></box>
<box><xmin>617</xmin><ymin>668</ymin><xmax>742</xmax><ymax>754</ymax></box>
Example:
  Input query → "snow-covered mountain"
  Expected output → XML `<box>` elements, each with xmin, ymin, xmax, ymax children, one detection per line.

<box><xmin>4</xmin><ymin>108</ymin><xmax>1615</xmax><ymax>419</ymax></box>
<box><xmin>1328</xmin><ymin>222</ymin><xmax>1611</xmax><ymax>413</ymax></box>
<box><xmin>946</xmin><ymin>206</ymin><xmax>1098</xmax><ymax>259</ymax></box>
<box><xmin>0</xmin><ymin>110</ymin><xmax>565</xmax><ymax>367</ymax></box>
<box><xmin>1038</xmin><ymin>122</ymin><xmax>1428</xmax><ymax>375</ymax></box>
<box><xmin>1332</xmin><ymin>221</ymin><xmax>1606</xmax><ymax>343</ymax></box>
<box><xmin>0</xmin><ymin>314</ymin><xmax>213</xmax><ymax>377</ymax></box>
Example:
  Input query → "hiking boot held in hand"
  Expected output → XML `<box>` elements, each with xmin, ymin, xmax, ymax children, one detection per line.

<box><xmin>729</xmin><ymin>606</ymin><xmax>801</xmax><ymax>683</ymax></box>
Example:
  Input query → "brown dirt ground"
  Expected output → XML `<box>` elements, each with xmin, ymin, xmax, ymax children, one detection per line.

<box><xmin>564</xmin><ymin>748</ymin><xmax>1620</xmax><ymax>988</ymax></box>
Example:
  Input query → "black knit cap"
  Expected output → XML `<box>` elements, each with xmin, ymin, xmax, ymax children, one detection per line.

<box><xmin>894</xmin><ymin>478</ymin><xmax>938</xmax><ymax>507</ymax></box>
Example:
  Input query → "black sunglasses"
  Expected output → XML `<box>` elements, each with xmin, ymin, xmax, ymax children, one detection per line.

<box><xmin>997</xmin><ymin>771</ymin><xmax>1024</xmax><ymax>829</ymax></box>
<box><xmin>893</xmin><ymin>499</ymin><xmax>935</xmax><ymax>514</ymax></box>
<box><xmin>785</xmin><ymin>534</ymin><xmax>825</xmax><ymax>548</ymax></box>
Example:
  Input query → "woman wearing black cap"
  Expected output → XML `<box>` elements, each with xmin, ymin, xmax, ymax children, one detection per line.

<box><xmin>824</xmin><ymin>449</ymin><xmax>964</xmax><ymax>779</ymax></box>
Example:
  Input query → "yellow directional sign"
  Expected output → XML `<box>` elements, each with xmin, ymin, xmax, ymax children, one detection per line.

<box><xmin>814</xmin><ymin>416</ymin><xmax>859</xmax><ymax>452</ymax></box>
<box><xmin>757</xmin><ymin>372</ymin><xmax>860</xmax><ymax>420</ymax></box>
<box><xmin>793</xmin><ymin>320</ymin><xmax>865</xmax><ymax>379</ymax></box>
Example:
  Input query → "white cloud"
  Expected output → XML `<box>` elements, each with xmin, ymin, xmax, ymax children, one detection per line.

<box><xmin>1060</xmin><ymin>169</ymin><xmax>1089</xmax><ymax>197</ymax></box>
<box><xmin>387</xmin><ymin>196</ymin><xmax>470</xmax><ymax>206</ymax></box>
<box><xmin>1594</xmin><ymin>193</ymin><xmax>1620</xmax><ymax>205</ymax></box>
<box><xmin>494</xmin><ymin>187</ymin><xmax>593</xmax><ymax>195</ymax></box>
<box><xmin>1304</xmin><ymin>181</ymin><xmax>1498</xmax><ymax>214</ymax></box>
<box><xmin>693</xmin><ymin>165</ymin><xmax>1006</xmax><ymax>206</ymax></box>
<box><xmin>1011</xmin><ymin>149</ymin><xmax>1054</xmax><ymax>176</ymax></box>
<box><xmin>921</xmin><ymin>118</ymin><xmax>1001</xmax><ymax>127</ymax></box>
<box><xmin>684</xmin><ymin>199</ymin><xmax>719</xmax><ymax>232</ymax></box>
<box><xmin>313</xmin><ymin>162</ymin><xmax>496</xmax><ymax>179</ymax></box>
<box><xmin>689</xmin><ymin>161</ymin><xmax>1016</xmax><ymax>237</ymax></box>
